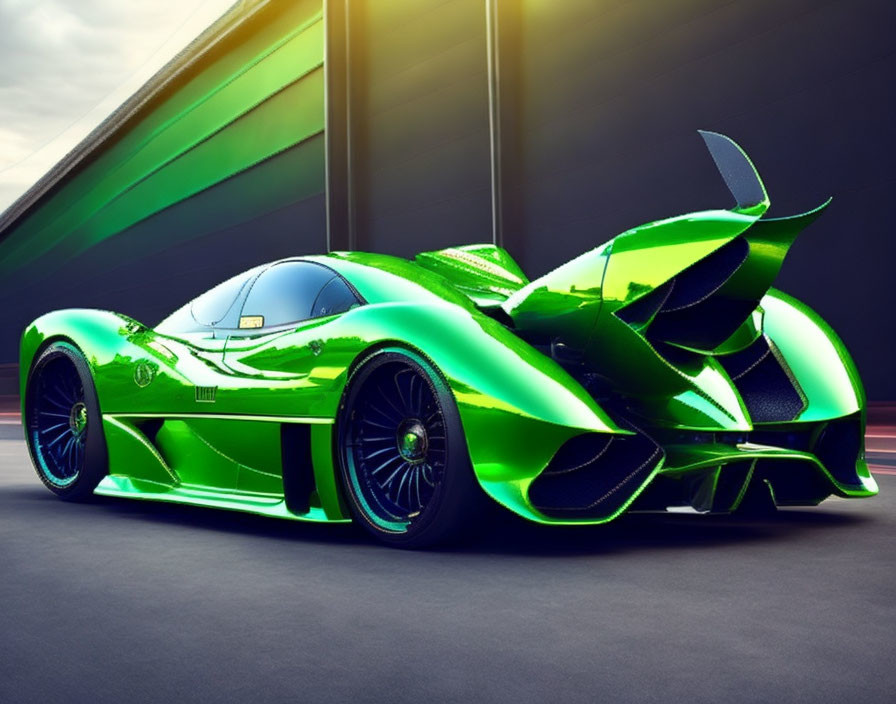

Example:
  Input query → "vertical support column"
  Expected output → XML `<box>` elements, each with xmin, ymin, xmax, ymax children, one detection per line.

<box><xmin>485</xmin><ymin>0</ymin><xmax>522</xmax><ymax>252</ymax></box>
<box><xmin>324</xmin><ymin>0</ymin><xmax>354</xmax><ymax>251</ymax></box>
<box><xmin>485</xmin><ymin>0</ymin><xmax>502</xmax><ymax>247</ymax></box>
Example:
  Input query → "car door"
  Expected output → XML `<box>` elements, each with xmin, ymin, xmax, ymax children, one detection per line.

<box><xmin>149</xmin><ymin>265</ymin><xmax>265</xmax><ymax>492</ymax></box>
<box><xmin>220</xmin><ymin>261</ymin><xmax>361</xmax><ymax>493</ymax></box>
<box><xmin>154</xmin><ymin>263</ymin><xmax>265</xmax><ymax>374</ymax></box>
<box><xmin>222</xmin><ymin>261</ymin><xmax>360</xmax><ymax>404</ymax></box>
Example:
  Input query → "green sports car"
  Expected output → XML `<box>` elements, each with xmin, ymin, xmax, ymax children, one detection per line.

<box><xmin>20</xmin><ymin>132</ymin><xmax>877</xmax><ymax>547</ymax></box>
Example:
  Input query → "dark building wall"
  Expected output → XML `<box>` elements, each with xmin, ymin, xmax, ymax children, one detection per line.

<box><xmin>502</xmin><ymin>0</ymin><xmax>895</xmax><ymax>400</ymax></box>
<box><xmin>331</xmin><ymin>0</ymin><xmax>895</xmax><ymax>399</ymax></box>
<box><xmin>346</xmin><ymin>0</ymin><xmax>493</xmax><ymax>254</ymax></box>
<box><xmin>0</xmin><ymin>0</ymin><xmax>893</xmax><ymax>398</ymax></box>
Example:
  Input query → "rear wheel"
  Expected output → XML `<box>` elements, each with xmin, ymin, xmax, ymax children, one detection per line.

<box><xmin>25</xmin><ymin>341</ymin><xmax>107</xmax><ymax>500</ymax></box>
<box><xmin>336</xmin><ymin>348</ymin><xmax>485</xmax><ymax>548</ymax></box>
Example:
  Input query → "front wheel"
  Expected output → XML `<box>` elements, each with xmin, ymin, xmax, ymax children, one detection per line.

<box><xmin>25</xmin><ymin>341</ymin><xmax>108</xmax><ymax>500</ymax></box>
<box><xmin>336</xmin><ymin>348</ymin><xmax>486</xmax><ymax>548</ymax></box>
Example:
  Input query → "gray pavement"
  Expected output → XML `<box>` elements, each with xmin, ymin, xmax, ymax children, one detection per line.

<box><xmin>1</xmin><ymin>422</ymin><xmax>894</xmax><ymax>703</ymax></box>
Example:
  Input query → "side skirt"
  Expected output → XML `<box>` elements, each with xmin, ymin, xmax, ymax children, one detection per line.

<box><xmin>94</xmin><ymin>475</ymin><xmax>349</xmax><ymax>523</ymax></box>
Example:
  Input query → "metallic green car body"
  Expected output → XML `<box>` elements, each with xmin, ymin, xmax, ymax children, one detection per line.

<box><xmin>20</xmin><ymin>132</ymin><xmax>877</xmax><ymax>527</ymax></box>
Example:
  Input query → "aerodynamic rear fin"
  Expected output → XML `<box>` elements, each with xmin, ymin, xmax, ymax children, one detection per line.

<box><xmin>699</xmin><ymin>130</ymin><xmax>769</xmax><ymax>216</ymax></box>
<box><xmin>415</xmin><ymin>244</ymin><xmax>529</xmax><ymax>306</ymax></box>
<box><xmin>747</xmin><ymin>197</ymin><xmax>832</xmax><ymax>242</ymax></box>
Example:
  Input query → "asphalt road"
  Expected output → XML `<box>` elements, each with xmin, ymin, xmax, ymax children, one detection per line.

<box><xmin>2</xmin><ymin>421</ymin><xmax>894</xmax><ymax>704</ymax></box>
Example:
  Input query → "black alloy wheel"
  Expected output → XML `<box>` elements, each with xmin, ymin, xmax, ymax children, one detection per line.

<box><xmin>337</xmin><ymin>348</ymin><xmax>485</xmax><ymax>548</ymax></box>
<box><xmin>25</xmin><ymin>341</ymin><xmax>107</xmax><ymax>500</ymax></box>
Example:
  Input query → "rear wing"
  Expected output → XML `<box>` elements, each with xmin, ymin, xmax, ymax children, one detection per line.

<box><xmin>698</xmin><ymin>130</ymin><xmax>769</xmax><ymax>216</ymax></box>
<box><xmin>502</xmin><ymin>130</ymin><xmax>830</xmax><ymax>356</ymax></box>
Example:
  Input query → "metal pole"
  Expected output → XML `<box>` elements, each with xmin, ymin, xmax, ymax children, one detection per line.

<box><xmin>324</xmin><ymin>0</ymin><xmax>354</xmax><ymax>252</ymax></box>
<box><xmin>485</xmin><ymin>0</ymin><xmax>503</xmax><ymax>248</ymax></box>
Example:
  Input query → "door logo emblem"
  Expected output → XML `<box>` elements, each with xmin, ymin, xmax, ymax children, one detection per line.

<box><xmin>134</xmin><ymin>362</ymin><xmax>157</xmax><ymax>388</ymax></box>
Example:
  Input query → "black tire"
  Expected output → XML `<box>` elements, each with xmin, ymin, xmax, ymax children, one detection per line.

<box><xmin>336</xmin><ymin>347</ymin><xmax>486</xmax><ymax>548</ymax></box>
<box><xmin>24</xmin><ymin>341</ymin><xmax>108</xmax><ymax>501</ymax></box>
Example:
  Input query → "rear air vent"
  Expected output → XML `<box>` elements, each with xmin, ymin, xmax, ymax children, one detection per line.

<box><xmin>615</xmin><ymin>281</ymin><xmax>673</xmax><ymax>330</ymax></box>
<box><xmin>542</xmin><ymin>433</ymin><xmax>613</xmax><ymax>475</ymax></box>
<box><xmin>812</xmin><ymin>415</ymin><xmax>863</xmax><ymax>486</ymax></box>
<box><xmin>528</xmin><ymin>431</ymin><xmax>662</xmax><ymax>519</ymax></box>
<box><xmin>717</xmin><ymin>336</ymin><xmax>805</xmax><ymax>422</ymax></box>
<box><xmin>662</xmin><ymin>236</ymin><xmax>749</xmax><ymax>311</ymax></box>
<box><xmin>616</xmin><ymin>236</ymin><xmax>760</xmax><ymax>353</ymax></box>
<box><xmin>645</xmin><ymin>236</ymin><xmax>751</xmax><ymax>350</ymax></box>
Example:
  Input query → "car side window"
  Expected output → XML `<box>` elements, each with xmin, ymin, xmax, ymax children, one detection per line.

<box><xmin>311</xmin><ymin>276</ymin><xmax>360</xmax><ymax>319</ymax></box>
<box><xmin>157</xmin><ymin>266</ymin><xmax>263</xmax><ymax>333</ymax></box>
<box><xmin>190</xmin><ymin>268</ymin><xmax>259</xmax><ymax>326</ymax></box>
<box><xmin>240</xmin><ymin>261</ymin><xmax>355</xmax><ymax>330</ymax></box>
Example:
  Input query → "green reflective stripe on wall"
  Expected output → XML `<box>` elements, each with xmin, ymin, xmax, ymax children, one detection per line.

<box><xmin>76</xmin><ymin>72</ymin><xmax>325</xmax><ymax>254</ymax></box>
<box><xmin>0</xmin><ymin>2</ymin><xmax>324</xmax><ymax>276</ymax></box>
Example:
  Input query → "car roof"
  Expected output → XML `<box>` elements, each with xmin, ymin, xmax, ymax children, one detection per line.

<box><xmin>272</xmin><ymin>252</ymin><xmax>476</xmax><ymax>311</ymax></box>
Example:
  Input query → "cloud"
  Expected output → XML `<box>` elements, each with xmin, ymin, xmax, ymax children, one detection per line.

<box><xmin>0</xmin><ymin>0</ymin><xmax>236</xmax><ymax>214</ymax></box>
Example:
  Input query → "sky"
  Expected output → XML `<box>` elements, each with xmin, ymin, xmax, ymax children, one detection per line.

<box><xmin>0</xmin><ymin>0</ymin><xmax>238</xmax><ymax>215</ymax></box>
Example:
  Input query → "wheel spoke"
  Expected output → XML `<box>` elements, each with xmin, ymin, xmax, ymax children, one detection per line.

<box><xmin>379</xmin><ymin>461</ymin><xmax>407</xmax><ymax>490</ymax></box>
<box><xmin>361</xmin><ymin>418</ymin><xmax>395</xmax><ymax>431</ymax></box>
<box><xmin>62</xmin><ymin>436</ymin><xmax>76</xmax><ymax>475</ymax></box>
<box><xmin>406</xmin><ymin>373</ymin><xmax>417</xmax><ymax>415</ymax></box>
<box><xmin>378</xmin><ymin>383</ymin><xmax>406</xmax><ymax>421</ymax></box>
<box><xmin>407</xmin><ymin>466</ymin><xmax>418</xmax><ymax>509</ymax></box>
<box><xmin>361</xmin><ymin>446</ymin><xmax>397</xmax><ymax>462</ymax></box>
<box><xmin>416</xmin><ymin>377</ymin><xmax>425</xmax><ymax>417</ymax></box>
<box><xmin>394</xmin><ymin>464</ymin><xmax>412</xmax><ymax>505</ymax></box>
<box><xmin>367</xmin><ymin>401</ymin><xmax>401</xmax><ymax>426</ymax></box>
<box><xmin>49</xmin><ymin>390</ymin><xmax>71</xmax><ymax>407</ymax></box>
<box><xmin>404</xmin><ymin>371</ymin><xmax>418</xmax><ymax>414</ymax></box>
<box><xmin>43</xmin><ymin>396</ymin><xmax>71</xmax><ymax>411</ymax></box>
<box><xmin>46</xmin><ymin>428</ymin><xmax>71</xmax><ymax>448</ymax></box>
<box><xmin>370</xmin><ymin>454</ymin><xmax>403</xmax><ymax>476</ymax></box>
<box><xmin>393</xmin><ymin>371</ymin><xmax>410</xmax><ymax>414</ymax></box>
<box><xmin>61</xmin><ymin>377</ymin><xmax>77</xmax><ymax>402</ymax></box>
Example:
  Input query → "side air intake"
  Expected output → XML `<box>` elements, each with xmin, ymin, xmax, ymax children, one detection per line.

<box><xmin>528</xmin><ymin>431</ymin><xmax>662</xmax><ymax>519</ymax></box>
